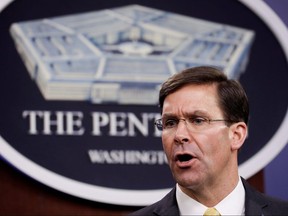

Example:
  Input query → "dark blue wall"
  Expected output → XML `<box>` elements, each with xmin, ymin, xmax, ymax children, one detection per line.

<box><xmin>264</xmin><ymin>0</ymin><xmax>288</xmax><ymax>201</ymax></box>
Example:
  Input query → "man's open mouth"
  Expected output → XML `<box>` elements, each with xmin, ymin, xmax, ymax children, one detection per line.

<box><xmin>176</xmin><ymin>154</ymin><xmax>194</xmax><ymax>162</ymax></box>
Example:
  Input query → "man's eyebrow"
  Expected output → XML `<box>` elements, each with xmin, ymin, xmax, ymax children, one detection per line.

<box><xmin>161</xmin><ymin>113</ymin><xmax>177</xmax><ymax>118</ymax></box>
<box><xmin>162</xmin><ymin>110</ymin><xmax>210</xmax><ymax>118</ymax></box>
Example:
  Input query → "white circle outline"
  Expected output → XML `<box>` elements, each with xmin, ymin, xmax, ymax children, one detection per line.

<box><xmin>0</xmin><ymin>0</ymin><xmax>287</xmax><ymax>206</ymax></box>
<box><xmin>238</xmin><ymin>0</ymin><xmax>288</xmax><ymax>179</ymax></box>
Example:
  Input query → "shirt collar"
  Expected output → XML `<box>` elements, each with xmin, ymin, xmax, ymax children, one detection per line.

<box><xmin>176</xmin><ymin>177</ymin><xmax>245</xmax><ymax>215</ymax></box>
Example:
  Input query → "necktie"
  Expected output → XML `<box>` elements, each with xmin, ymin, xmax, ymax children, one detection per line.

<box><xmin>203</xmin><ymin>207</ymin><xmax>221</xmax><ymax>216</ymax></box>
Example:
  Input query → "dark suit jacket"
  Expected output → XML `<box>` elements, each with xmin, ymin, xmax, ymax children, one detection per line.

<box><xmin>129</xmin><ymin>178</ymin><xmax>288</xmax><ymax>215</ymax></box>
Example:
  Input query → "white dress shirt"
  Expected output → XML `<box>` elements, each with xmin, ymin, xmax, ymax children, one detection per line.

<box><xmin>176</xmin><ymin>177</ymin><xmax>245</xmax><ymax>215</ymax></box>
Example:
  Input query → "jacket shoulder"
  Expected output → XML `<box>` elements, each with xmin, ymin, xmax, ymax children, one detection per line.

<box><xmin>262</xmin><ymin>193</ymin><xmax>288</xmax><ymax>214</ymax></box>
<box><xmin>242</xmin><ymin>178</ymin><xmax>288</xmax><ymax>215</ymax></box>
<box><xmin>128</xmin><ymin>201</ymin><xmax>163</xmax><ymax>216</ymax></box>
<box><xmin>128</xmin><ymin>188</ymin><xmax>179</xmax><ymax>216</ymax></box>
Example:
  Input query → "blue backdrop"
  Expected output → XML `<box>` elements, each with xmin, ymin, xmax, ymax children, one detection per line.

<box><xmin>264</xmin><ymin>0</ymin><xmax>288</xmax><ymax>201</ymax></box>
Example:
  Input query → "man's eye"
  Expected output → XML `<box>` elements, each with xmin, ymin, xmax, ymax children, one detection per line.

<box><xmin>164</xmin><ymin>119</ymin><xmax>178</xmax><ymax>128</ymax></box>
<box><xmin>190</xmin><ymin>117</ymin><xmax>207</xmax><ymax>125</ymax></box>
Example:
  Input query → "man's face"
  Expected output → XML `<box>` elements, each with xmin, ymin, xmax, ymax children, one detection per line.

<box><xmin>161</xmin><ymin>84</ymin><xmax>235</xmax><ymax>191</ymax></box>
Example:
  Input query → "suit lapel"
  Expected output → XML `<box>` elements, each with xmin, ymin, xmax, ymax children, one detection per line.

<box><xmin>153</xmin><ymin>187</ymin><xmax>180</xmax><ymax>216</ymax></box>
<box><xmin>242</xmin><ymin>178</ymin><xmax>268</xmax><ymax>215</ymax></box>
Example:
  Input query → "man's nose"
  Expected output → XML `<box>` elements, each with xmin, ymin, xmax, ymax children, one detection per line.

<box><xmin>174</xmin><ymin>120</ymin><xmax>190</xmax><ymax>144</ymax></box>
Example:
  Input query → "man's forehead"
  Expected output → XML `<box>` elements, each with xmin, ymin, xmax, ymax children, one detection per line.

<box><xmin>162</xmin><ymin>84</ymin><xmax>222</xmax><ymax>116</ymax></box>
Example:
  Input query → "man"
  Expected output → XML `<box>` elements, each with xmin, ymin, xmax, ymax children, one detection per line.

<box><xmin>130</xmin><ymin>66</ymin><xmax>288</xmax><ymax>215</ymax></box>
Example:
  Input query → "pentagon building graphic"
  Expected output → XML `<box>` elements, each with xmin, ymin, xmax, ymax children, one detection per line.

<box><xmin>10</xmin><ymin>5</ymin><xmax>254</xmax><ymax>105</ymax></box>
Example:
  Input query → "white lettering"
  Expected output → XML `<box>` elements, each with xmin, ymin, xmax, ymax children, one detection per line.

<box><xmin>23</xmin><ymin>110</ymin><xmax>161</xmax><ymax>137</ymax></box>
<box><xmin>22</xmin><ymin>110</ymin><xmax>85</xmax><ymax>135</ymax></box>
<box><xmin>91</xmin><ymin>112</ymin><xmax>161</xmax><ymax>137</ymax></box>
<box><xmin>128</xmin><ymin>113</ymin><xmax>148</xmax><ymax>136</ymax></box>
<box><xmin>88</xmin><ymin>149</ymin><xmax>168</xmax><ymax>165</ymax></box>
<box><xmin>22</xmin><ymin>110</ymin><xmax>43</xmax><ymax>135</ymax></box>
<box><xmin>66</xmin><ymin>112</ymin><xmax>84</xmax><ymax>135</ymax></box>
<box><xmin>109</xmin><ymin>112</ymin><xmax>127</xmax><ymax>136</ymax></box>
<box><xmin>91</xmin><ymin>112</ymin><xmax>109</xmax><ymax>135</ymax></box>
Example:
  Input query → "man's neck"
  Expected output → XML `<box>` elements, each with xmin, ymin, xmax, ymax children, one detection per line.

<box><xmin>179</xmin><ymin>175</ymin><xmax>239</xmax><ymax>207</ymax></box>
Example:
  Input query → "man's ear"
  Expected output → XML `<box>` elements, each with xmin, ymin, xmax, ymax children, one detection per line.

<box><xmin>229</xmin><ymin>122</ymin><xmax>248</xmax><ymax>151</ymax></box>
